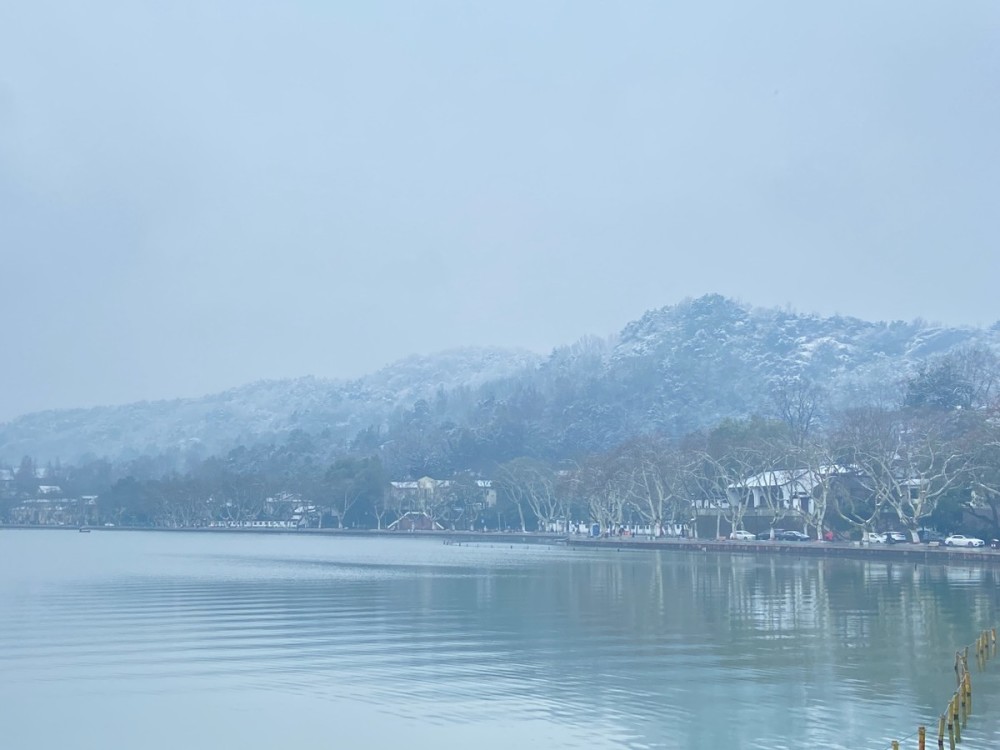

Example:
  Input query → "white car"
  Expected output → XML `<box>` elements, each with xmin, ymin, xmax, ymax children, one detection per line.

<box><xmin>729</xmin><ymin>530</ymin><xmax>755</xmax><ymax>541</ymax></box>
<box><xmin>863</xmin><ymin>532</ymin><xmax>886</xmax><ymax>544</ymax></box>
<box><xmin>945</xmin><ymin>535</ymin><xmax>985</xmax><ymax>548</ymax></box>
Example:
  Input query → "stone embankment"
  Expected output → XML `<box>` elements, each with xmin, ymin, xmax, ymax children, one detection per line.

<box><xmin>0</xmin><ymin>524</ymin><xmax>565</xmax><ymax>546</ymax></box>
<box><xmin>566</xmin><ymin>535</ymin><xmax>1000</xmax><ymax>563</ymax></box>
<box><xmin>8</xmin><ymin>524</ymin><xmax>1000</xmax><ymax>563</ymax></box>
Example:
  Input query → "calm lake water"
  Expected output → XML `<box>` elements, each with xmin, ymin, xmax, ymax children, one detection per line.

<box><xmin>3</xmin><ymin>531</ymin><xmax>1000</xmax><ymax>750</ymax></box>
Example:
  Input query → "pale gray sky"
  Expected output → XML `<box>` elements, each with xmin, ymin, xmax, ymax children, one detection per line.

<box><xmin>1</xmin><ymin>1</ymin><xmax>998</xmax><ymax>422</ymax></box>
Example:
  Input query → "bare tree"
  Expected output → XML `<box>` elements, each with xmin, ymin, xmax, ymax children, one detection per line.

<box><xmin>689</xmin><ymin>427</ymin><xmax>795</xmax><ymax>538</ymax></box>
<box><xmin>614</xmin><ymin>437</ymin><xmax>692</xmax><ymax>537</ymax></box>
<box><xmin>952</xmin><ymin>346</ymin><xmax>1000</xmax><ymax>409</ymax></box>
<box><xmin>828</xmin><ymin>406</ymin><xmax>894</xmax><ymax>537</ymax></box>
<box><xmin>837</xmin><ymin>408</ymin><xmax>969</xmax><ymax>541</ymax></box>
<box><xmin>574</xmin><ymin>452</ymin><xmax>631</xmax><ymax>535</ymax></box>
<box><xmin>163</xmin><ymin>489</ymin><xmax>209</xmax><ymax>528</ymax></box>
<box><xmin>217</xmin><ymin>478</ymin><xmax>266</xmax><ymax>527</ymax></box>
<box><xmin>951</xmin><ymin>400</ymin><xmax>1000</xmax><ymax>536</ymax></box>
<box><xmin>770</xmin><ymin>375</ymin><xmax>825</xmax><ymax>447</ymax></box>
<box><xmin>733</xmin><ymin>444</ymin><xmax>799</xmax><ymax>538</ymax></box>
<box><xmin>372</xmin><ymin>490</ymin><xmax>393</xmax><ymax>530</ymax></box>
<box><xmin>788</xmin><ymin>441</ymin><xmax>849</xmax><ymax>539</ymax></box>
<box><xmin>494</xmin><ymin>462</ymin><xmax>530</xmax><ymax>532</ymax></box>
<box><xmin>497</xmin><ymin>458</ymin><xmax>564</xmax><ymax>531</ymax></box>
<box><xmin>689</xmin><ymin>450</ymin><xmax>749</xmax><ymax>538</ymax></box>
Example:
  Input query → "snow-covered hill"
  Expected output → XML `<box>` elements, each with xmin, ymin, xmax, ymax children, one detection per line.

<box><xmin>4</xmin><ymin>296</ymin><xmax>999</xmax><ymax>465</ymax></box>
<box><xmin>607</xmin><ymin>295</ymin><xmax>998</xmax><ymax>429</ymax></box>
<box><xmin>0</xmin><ymin>347</ymin><xmax>542</xmax><ymax>463</ymax></box>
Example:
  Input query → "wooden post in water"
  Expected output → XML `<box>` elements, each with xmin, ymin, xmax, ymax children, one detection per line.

<box><xmin>892</xmin><ymin>741</ymin><xmax>899</xmax><ymax>750</ymax></box>
<box><xmin>953</xmin><ymin>692</ymin><xmax>962</xmax><ymax>743</ymax></box>
<box><xmin>918</xmin><ymin>724</ymin><xmax>926</xmax><ymax>750</ymax></box>
<box><xmin>948</xmin><ymin>698</ymin><xmax>956</xmax><ymax>750</ymax></box>
<box><xmin>965</xmin><ymin>670</ymin><xmax>972</xmax><ymax>714</ymax></box>
<box><xmin>938</xmin><ymin>714</ymin><xmax>946</xmax><ymax>750</ymax></box>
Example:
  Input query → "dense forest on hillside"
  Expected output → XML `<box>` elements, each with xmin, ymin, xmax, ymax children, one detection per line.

<box><xmin>5</xmin><ymin>296</ymin><xmax>1000</xmax><ymax>538</ymax></box>
<box><xmin>4</xmin><ymin>295</ymin><xmax>999</xmax><ymax>469</ymax></box>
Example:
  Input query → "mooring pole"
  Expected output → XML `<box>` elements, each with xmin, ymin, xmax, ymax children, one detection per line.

<box><xmin>953</xmin><ymin>692</ymin><xmax>962</xmax><ymax>743</ymax></box>
<box><xmin>964</xmin><ymin>671</ymin><xmax>972</xmax><ymax>715</ymax></box>
<box><xmin>948</xmin><ymin>695</ymin><xmax>957</xmax><ymax>750</ymax></box>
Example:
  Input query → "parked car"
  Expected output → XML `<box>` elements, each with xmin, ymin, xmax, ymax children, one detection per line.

<box><xmin>862</xmin><ymin>532</ymin><xmax>886</xmax><ymax>544</ymax></box>
<box><xmin>990</xmin><ymin>539</ymin><xmax>1000</xmax><ymax>550</ymax></box>
<box><xmin>729</xmin><ymin>530</ymin><xmax>756</xmax><ymax>541</ymax></box>
<box><xmin>776</xmin><ymin>530</ymin><xmax>810</xmax><ymax>542</ymax></box>
<box><xmin>884</xmin><ymin>531</ymin><xmax>908</xmax><ymax>544</ymax></box>
<box><xmin>945</xmin><ymin>535</ymin><xmax>985</xmax><ymax>548</ymax></box>
<box><xmin>756</xmin><ymin>529</ymin><xmax>784</xmax><ymax>540</ymax></box>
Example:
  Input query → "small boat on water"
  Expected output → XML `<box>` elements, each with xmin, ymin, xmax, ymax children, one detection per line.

<box><xmin>79</xmin><ymin>527</ymin><xmax>91</xmax><ymax>533</ymax></box>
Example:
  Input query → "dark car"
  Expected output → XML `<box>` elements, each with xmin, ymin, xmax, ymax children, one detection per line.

<box><xmin>918</xmin><ymin>529</ymin><xmax>946</xmax><ymax>544</ymax></box>
<box><xmin>757</xmin><ymin>529</ymin><xmax>785</xmax><ymax>540</ymax></box>
<box><xmin>776</xmin><ymin>530</ymin><xmax>810</xmax><ymax>542</ymax></box>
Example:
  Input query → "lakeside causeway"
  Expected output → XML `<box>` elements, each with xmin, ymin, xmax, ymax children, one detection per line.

<box><xmin>565</xmin><ymin>535</ymin><xmax>1000</xmax><ymax>564</ymax></box>
<box><xmin>8</xmin><ymin>524</ymin><xmax>1000</xmax><ymax>565</ymax></box>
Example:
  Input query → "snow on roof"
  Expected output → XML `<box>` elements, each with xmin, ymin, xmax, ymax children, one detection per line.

<box><xmin>729</xmin><ymin>465</ymin><xmax>851</xmax><ymax>491</ymax></box>
<box><xmin>730</xmin><ymin>470</ymin><xmax>814</xmax><ymax>491</ymax></box>
<box><xmin>392</xmin><ymin>477</ymin><xmax>493</xmax><ymax>490</ymax></box>
<box><xmin>386</xmin><ymin>511</ymin><xmax>444</xmax><ymax>530</ymax></box>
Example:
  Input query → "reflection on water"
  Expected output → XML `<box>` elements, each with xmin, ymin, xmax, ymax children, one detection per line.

<box><xmin>2</xmin><ymin>531</ymin><xmax>1000</xmax><ymax>750</ymax></box>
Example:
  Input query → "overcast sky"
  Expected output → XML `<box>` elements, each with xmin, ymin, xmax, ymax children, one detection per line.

<box><xmin>1</xmin><ymin>1</ymin><xmax>998</xmax><ymax>422</ymax></box>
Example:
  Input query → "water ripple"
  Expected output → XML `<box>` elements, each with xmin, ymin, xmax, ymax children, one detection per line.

<box><xmin>4</xmin><ymin>533</ymin><xmax>1000</xmax><ymax>750</ymax></box>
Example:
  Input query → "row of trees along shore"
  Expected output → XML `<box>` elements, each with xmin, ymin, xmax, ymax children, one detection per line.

<box><xmin>4</xmin><ymin>350</ymin><xmax>1000</xmax><ymax>538</ymax></box>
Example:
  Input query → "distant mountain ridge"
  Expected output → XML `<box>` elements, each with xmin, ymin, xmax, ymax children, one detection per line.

<box><xmin>3</xmin><ymin>296</ymin><xmax>999</xmax><ymax>465</ymax></box>
<box><xmin>0</xmin><ymin>347</ymin><xmax>543</xmax><ymax>464</ymax></box>
<box><xmin>601</xmin><ymin>295</ymin><xmax>998</xmax><ymax>435</ymax></box>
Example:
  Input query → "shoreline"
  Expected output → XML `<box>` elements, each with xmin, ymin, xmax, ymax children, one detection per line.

<box><xmin>0</xmin><ymin>524</ymin><xmax>563</xmax><ymax>545</ymax></box>
<box><xmin>6</xmin><ymin>523</ymin><xmax>1000</xmax><ymax>564</ymax></box>
<box><xmin>566</xmin><ymin>535</ymin><xmax>1000</xmax><ymax>564</ymax></box>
